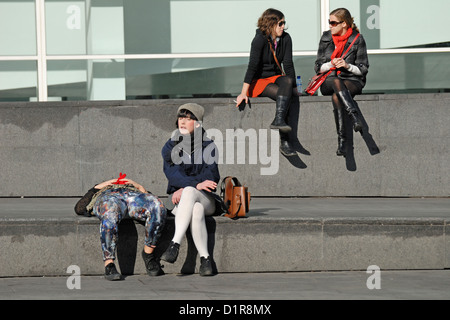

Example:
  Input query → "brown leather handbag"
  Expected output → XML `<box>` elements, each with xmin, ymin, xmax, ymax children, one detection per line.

<box><xmin>220</xmin><ymin>176</ymin><xmax>250</xmax><ymax>219</ymax></box>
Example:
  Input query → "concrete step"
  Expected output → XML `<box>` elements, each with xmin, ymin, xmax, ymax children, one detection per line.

<box><xmin>0</xmin><ymin>197</ymin><xmax>449</xmax><ymax>277</ymax></box>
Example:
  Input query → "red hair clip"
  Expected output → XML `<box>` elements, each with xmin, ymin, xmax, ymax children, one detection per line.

<box><xmin>112</xmin><ymin>172</ymin><xmax>127</xmax><ymax>185</ymax></box>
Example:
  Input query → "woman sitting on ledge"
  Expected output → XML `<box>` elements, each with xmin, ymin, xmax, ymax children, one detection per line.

<box><xmin>314</xmin><ymin>8</ymin><xmax>369</xmax><ymax>157</ymax></box>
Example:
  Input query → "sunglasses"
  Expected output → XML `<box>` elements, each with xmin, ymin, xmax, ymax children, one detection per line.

<box><xmin>328</xmin><ymin>20</ymin><xmax>343</xmax><ymax>27</ymax></box>
<box><xmin>278</xmin><ymin>20</ymin><xmax>286</xmax><ymax>27</ymax></box>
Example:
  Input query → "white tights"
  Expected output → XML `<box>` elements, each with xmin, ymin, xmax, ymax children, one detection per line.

<box><xmin>171</xmin><ymin>187</ymin><xmax>216</xmax><ymax>258</ymax></box>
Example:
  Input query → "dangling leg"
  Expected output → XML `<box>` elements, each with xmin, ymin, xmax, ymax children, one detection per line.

<box><xmin>128</xmin><ymin>192</ymin><xmax>167</xmax><ymax>276</ymax></box>
<box><xmin>262</xmin><ymin>78</ymin><xmax>297</xmax><ymax>156</ymax></box>
<box><xmin>93</xmin><ymin>191</ymin><xmax>127</xmax><ymax>281</ymax></box>
<box><xmin>262</xmin><ymin>76</ymin><xmax>295</xmax><ymax>133</ymax></box>
<box><xmin>332</xmin><ymin>93</ymin><xmax>346</xmax><ymax>157</ymax></box>
<box><xmin>329</xmin><ymin>78</ymin><xmax>363</xmax><ymax>132</ymax></box>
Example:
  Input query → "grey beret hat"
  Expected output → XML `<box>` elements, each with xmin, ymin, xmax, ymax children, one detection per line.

<box><xmin>177</xmin><ymin>103</ymin><xmax>204</xmax><ymax>122</ymax></box>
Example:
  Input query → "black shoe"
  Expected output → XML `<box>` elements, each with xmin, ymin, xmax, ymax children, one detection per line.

<box><xmin>160</xmin><ymin>241</ymin><xmax>180</xmax><ymax>264</ymax></box>
<box><xmin>270</xmin><ymin>96</ymin><xmax>292</xmax><ymax>133</ymax></box>
<box><xmin>142</xmin><ymin>250</ymin><xmax>164</xmax><ymax>276</ymax></box>
<box><xmin>279</xmin><ymin>132</ymin><xmax>297</xmax><ymax>157</ymax></box>
<box><xmin>104</xmin><ymin>262</ymin><xmax>123</xmax><ymax>281</ymax></box>
<box><xmin>199</xmin><ymin>256</ymin><xmax>214</xmax><ymax>276</ymax></box>
<box><xmin>280</xmin><ymin>140</ymin><xmax>297</xmax><ymax>157</ymax></box>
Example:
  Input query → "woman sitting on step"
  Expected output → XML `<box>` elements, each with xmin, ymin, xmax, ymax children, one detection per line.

<box><xmin>74</xmin><ymin>173</ymin><xmax>167</xmax><ymax>281</ymax></box>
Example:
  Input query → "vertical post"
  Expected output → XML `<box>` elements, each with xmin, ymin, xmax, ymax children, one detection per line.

<box><xmin>35</xmin><ymin>0</ymin><xmax>48</xmax><ymax>101</ymax></box>
<box><xmin>320</xmin><ymin>0</ymin><xmax>330</xmax><ymax>35</ymax></box>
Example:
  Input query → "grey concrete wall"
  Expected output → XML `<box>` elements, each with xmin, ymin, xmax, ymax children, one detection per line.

<box><xmin>0</xmin><ymin>93</ymin><xmax>449</xmax><ymax>197</ymax></box>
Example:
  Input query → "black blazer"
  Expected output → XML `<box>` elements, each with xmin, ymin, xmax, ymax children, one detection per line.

<box><xmin>244</xmin><ymin>29</ymin><xmax>296</xmax><ymax>85</ymax></box>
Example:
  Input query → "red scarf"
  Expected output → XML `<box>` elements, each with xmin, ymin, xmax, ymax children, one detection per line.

<box><xmin>331</xmin><ymin>28</ymin><xmax>353</xmax><ymax>60</ymax></box>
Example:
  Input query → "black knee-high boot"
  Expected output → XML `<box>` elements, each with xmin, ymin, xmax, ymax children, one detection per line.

<box><xmin>270</xmin><ymin>96</ymin><xmax>292</xmax><ymax>133</ymax></box>
<box><xmin>337</xmin><ymin>90</ymin><xmax>363</xmax><ymax>132</ymax></box>
<box><xmin>333</xmin><ymin>109</ymin><xmax>346</xmax><ymax>157</ymax></box>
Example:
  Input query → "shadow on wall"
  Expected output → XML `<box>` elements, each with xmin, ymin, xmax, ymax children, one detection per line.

<box><xmin>116</xmin><ymin>216</ymin><xmax>218</xmax><ymax>276</ymax></box>
<box><xmin>343</xmin><ymin>101</ymin><xmax>380</xmax><ymax>171</ymax></box>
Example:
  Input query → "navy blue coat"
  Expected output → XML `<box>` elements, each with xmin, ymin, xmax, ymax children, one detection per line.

<box><xmin>161</xmin><ymin>132</ymin><xmax>220</xmax><ymax>195</ymax></box>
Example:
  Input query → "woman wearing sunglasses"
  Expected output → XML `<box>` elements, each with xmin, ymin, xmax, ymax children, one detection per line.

<box><xmin>236</xmin><ymin>8</ymin><xmax>299</xmax><ymax>157</ymax></box>
<box><xmin>314</xmin><ymin>8</ymin><xmax>369</xmax><ymax>157</ymax></box>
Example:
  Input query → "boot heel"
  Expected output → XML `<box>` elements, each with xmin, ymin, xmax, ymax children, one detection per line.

<box><xmin>270</xmin><ymin>123</ymin><xmax>292</xmax><ymax>133</ymax></box>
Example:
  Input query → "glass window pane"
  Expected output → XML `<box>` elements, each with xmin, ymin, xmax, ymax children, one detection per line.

<box><xmin>170</xmin><ymin>0</ymin><xmax>320</xmax><ymax>53</ymax></box>
<box><xmin>126</xmin><ymin>53</ymin><xmax>450</xmax><ymax>98</ymax></box>
<box><xmin>126</xmin><ymin>57</ymin><xmax>248</xmax><ymax>99</ymax></box>
<box><xmin>47</xmin><ymin>60</ymin><xmax>87</xmax><ymax>100</ymax></box>
<box><xmin>330</xmin><ymin>0</ymin><xmax>450</xmax><ymax>49</ymax></box>
<box><xmin>45</xmin><ymin>1</ymin><xmax>86</xmax><ymax>55</ymax></box>
<box><xmin>0</xmin><ymin>0</ymin><xmax>36</xmax><ymax>55</ymax></box>
<box><xmin>124</xmin><ymin>0</ymin><xmax>320</xmax><ymax>54</ymax></box>
<box><xmin>43</xmin><ymin>56</ymin><xmax>325</xmax><ymax>100</ymax></box>
<box><xmin>124</xmin><ymin>56</ymin><xmax>316</xmax><ymax>99</ymax></box>
<box><xmin>43</xmin><ymin>52</ymin><xmax>450</xmax><ymax>101</ymax></box>
<box><xmin>47</xmin><ymin>59</ymin><xmax>126</xmax><ymax>100</ymax></box>
<box><xmin>46</xmin><ymin>0</ymin><xmax>124</xmax><ymax>55</ymax></box>
<box><xmin>87</xmin><ymin>1</ymin><xmax>125</xmax><ymax>54</ymax></box>
<box><xmin>379</xmin><ymin>0</ymin><xmax>449</xmax><ymax>49</ymax></box>
<box><xmin>364</xmin><ymin>52</ymin><xmax>450</xmax><ymax>94</ymax></box>
<box><xmin>0</xmin><ymin>61</ymin><xmax>37</xmax><ymax>101</ymax></box>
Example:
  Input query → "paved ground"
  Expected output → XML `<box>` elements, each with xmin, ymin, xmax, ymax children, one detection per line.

<box><xmin>1</xmin><ymin>269</ymin><xmax>450</xmax><ymax>301</ymax></box>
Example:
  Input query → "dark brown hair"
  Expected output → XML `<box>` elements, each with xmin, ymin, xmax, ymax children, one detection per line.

<box><xmin>257</xmin><ymin>8</ymin><xmax>285</xmax><ymax>36</ymax></box>
<box><xmin>175</xmin><ymin>109</ymin><xmax>197</xmax><ymax>128</ymax></box>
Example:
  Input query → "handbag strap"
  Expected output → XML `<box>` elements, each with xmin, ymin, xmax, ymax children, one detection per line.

<box><xmin>220</xmin><ymin>176</ymin><xmax>241</xmax><ymax>198</ymax></box>
<box><xmin>340</xmin><ymin>33</ymin><xmax>360</xmax><ymax>59</ymax></box>
<box><xmin>330</xmin><ymin>33</ymin><xmax>360</xmax><ymax>74</ymax></box>
<box><xmin>267</xmin><ymin>38</ymin><xmax>286</xmax><ymax>76</ymax></box>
